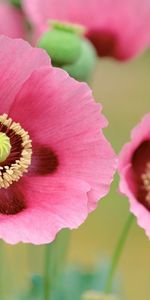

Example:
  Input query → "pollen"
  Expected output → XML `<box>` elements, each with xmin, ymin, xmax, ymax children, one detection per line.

<box><xmin>141</xmin><ymin>162</ymin><xmax>150</xmax><ymax>203</ymax></box>
<box><xmin>0</xmin><ymin>114</ymin><xmax>32</xmax><ymax>189</ymax></box>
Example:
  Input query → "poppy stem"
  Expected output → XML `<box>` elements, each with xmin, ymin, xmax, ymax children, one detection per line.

<box><xmin>43</xmin><ymin>229</ymin><xmax>70</xmax><ymax>300</ymax></box>
<box><xmin>43</xmin><ymin>242</ymin><xmax>54</xmax><ymax>300</ymax></box>
<box><xmin>104</xmin><ymin>213</ymin><xmax>134</xmax><ymax>294</ymax></box>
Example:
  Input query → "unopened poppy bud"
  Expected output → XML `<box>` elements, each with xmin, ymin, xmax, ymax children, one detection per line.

<box><xmin>82</xmin><ymin>291</ymin><xmax>118</xmax><ymax>300</ymax></box>
<box><xmin>63</xmin><ymin>38</ymin><xmax>96</xmax><ymax>82</ymax></box>
<box><xmin>38</xmin><ymin>21</ymin><xmax>82</xmax><ymax>66</ymax></box>
<box><xmin>38</xmin><ymin>21</ymin><xmax>96</xmax><ymax>82</ymax></box>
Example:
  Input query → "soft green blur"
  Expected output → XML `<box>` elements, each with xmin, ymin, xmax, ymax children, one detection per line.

<box><xmin>2</xmin><ymin>51</ymin><xmax>150</xmax><ymax>300</ymax></box>
<box><xmin>38</xmin><ymin>23</ymin><xmax>96</xmax><ymax>83</ymax></box>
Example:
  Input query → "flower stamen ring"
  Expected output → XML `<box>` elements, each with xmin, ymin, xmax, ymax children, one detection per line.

<box><xmin>0</xmin><ymin>114</ymin><xmax>32</xmax><ymax>188</ymax></box>
<box><xmin>141</xmin><ymin>162</ymin><xmax>150</xmax><ymax>204</ymax></box>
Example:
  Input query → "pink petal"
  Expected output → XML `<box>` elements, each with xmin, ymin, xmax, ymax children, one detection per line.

<box><xmin>119</xmin><ymin>114</ymin><xmax>150</xmax><ymax>173</ymax></box>
<box><xmin>119</xmin><ymin>114</ymin><xmax>150</xmax><ymax>239</ymax></box>
<box><xmin>0</xmin><ymin>176</ymin><xmax>90</xmax><ymax>244</ymax></box>
<box><xmin>23</xmin><ymin>0</ymin><xmax>150</xmax><ymax>59</ymax></box>
<box><xmin>10</xmin><ymin>66</ymin><xmax>116</xmax><ymax>212</ymax></box>
<box><xmin>0</xmin><ymin>3</ymin><xmax>26</xmax><ymax>39</ymax></box>
<box><xmin>0</xmin><ymin>36</ymin><xmax>51</xmax><ymax>114</ymax></box>
<box><xmin>120</xmin><ymin>165</ymin><xmax>150</xmax><ymax>239</ymax></box>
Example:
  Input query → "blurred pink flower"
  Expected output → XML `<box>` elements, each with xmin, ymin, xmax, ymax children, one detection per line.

<box><xmin>119</xmin><ymin>114</ymin><xmax>150</xmax><ymax>238</ymax></box>
<box><xmin>0</xmin><ymin>36</ymin><xmax>116</xmax><ymax>244</ymax></box>
<box><xmin>0</xmin><ymin>2</ymin><xmax>25</xmax><ymax>38</ymax></box>
<box><xmin>23</xmin><ymin>0</ymin><xmax>150</xmax><ymax>60</ymax></box>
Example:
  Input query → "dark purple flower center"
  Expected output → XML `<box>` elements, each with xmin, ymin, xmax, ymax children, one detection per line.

<box><xmin>0</xmin><ymin>115</ymin><xmax>59</xmax><ymax>215</ymax></box>
<box><xmin>132</xmin><ymin>140</ymin><xmax>150</xmax><ymax>211</ymax></box>
<box><xmin>0</xmin><ymin>186</ymin><xmax>26</xmax><ymax>215</ymax></box>
<box><xmin>28</xmin><ymin>145</ymin><xmax>58</xmax><ymax>175</ymax></box>
<box><xmin>0</xmin><ymin>114</ymin><xmax>32</xmax><ymax>215</ymax></box>
<box><xmin>87</xmin><ymin>29</ymin><xmax>118</xmax><ymax>58</ymax></box>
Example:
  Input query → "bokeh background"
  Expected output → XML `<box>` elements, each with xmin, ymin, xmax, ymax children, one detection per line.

<box><xmin>1</xmin><ymin>50</ymin><xmax>150</xmax><ymax>300</ymax></box>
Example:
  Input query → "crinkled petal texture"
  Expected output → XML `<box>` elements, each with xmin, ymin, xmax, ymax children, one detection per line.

<box><xmin>6</xmin><ymin>67</ymin><xmax>116</xmax><ymax>244</ymax></box>
<box><xmin>0</xmin><ymin>176</ymin><xmax>91</xmax><ymax>244</ymax></box>
<box><xmin>0</xmin><ymin>2</ymin><xmax>25</xmax><ymax>39</ymax></box>
<box><xmin>119</xmin><ymin>114</ymin><xmax>150</xmax><ymax>239</ymax></box>
<box><xmin>0</xmin><ymin>35</ymin><xmax>50</xmax><ymax>113</ymax></box>
<box><xmin>0</xmin><ymin>36</ymin><xmax>116</xmax><ymax>244</ymax></box>
<box><xmin>23</xmin><ymin>0</ymin><xmax>150</xmax><ymax>60</ymax></box>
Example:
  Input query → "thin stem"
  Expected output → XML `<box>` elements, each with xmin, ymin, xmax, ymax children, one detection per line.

<box><xmin>43</xmin><ymin>229</ymin><xmax>70</xmax><ymax>300</ymax></box>
<box><xmin>104</xmin><ymin>213</ymin><xmax>134</xmax><ymax>294</ymax></box>
<box><xmin>43</xmin><ymin>243</ymin><xmax>54</xmax><ymax>300</ymax></box>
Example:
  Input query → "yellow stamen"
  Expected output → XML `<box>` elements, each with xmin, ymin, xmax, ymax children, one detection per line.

<box><xmin>141</xmin><ymin>162</ymin><xmax>150</xmax><ymax>203</ymax></box>
<box><xmin>0</xmin><ymin>114</ymin><xmax>32</xmax><ymax>189</ymax></box>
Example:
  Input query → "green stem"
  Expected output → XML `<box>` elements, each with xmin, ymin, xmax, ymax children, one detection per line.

<box><xmin>43</xmin><ymin>229</ymin><xmax>70</xmax><ymax>300</ymax></box>
<box><xmin>43</xmin><ymin>243</ymin><xmax>54</xmax><ymax>300</ymax></box>
<box><xmin>104</xmin><ymin>214</ymin><xmax>134</xmax><ymax>294</ymax></box>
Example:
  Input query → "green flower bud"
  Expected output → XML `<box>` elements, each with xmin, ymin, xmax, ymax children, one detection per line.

<box><xmin>38</xmin><ymin>21</ymin><xmax>97</xmax><ymax>82</ymax></box>
<box><xmin>63</xmin><ymin>38</ymin><xmax>96</xmax><ymax>82</ymax></box>
<box><xmin>38</xmin><ymin>28</ymin><xmax>82</xmax><ymax>66</ymax></box>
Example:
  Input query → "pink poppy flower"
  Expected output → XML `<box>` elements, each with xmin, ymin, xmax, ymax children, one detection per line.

<box><xmin>0</xmin><ymin>2</ymin><xmax>26</xmax><ymax>39</ymax></box>
<box><xmin>23</xmin><ymin>0</ymin><xmax>150</xmax><ymax>60</ymax></box>
<box><xmin>0</xmin><ymin>35</ymin><xmax>116</xmax><ymax>244</ymax></box>
<box><xmin>119</xmin><ymin>114</ymin><xmax>150</xmax><ymax>238</ymax></box>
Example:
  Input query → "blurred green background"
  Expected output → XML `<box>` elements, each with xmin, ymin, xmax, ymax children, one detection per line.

<box><xmin>1</xmin><ymin>51</ymin><xmax>150</xmax><ymax>300</ymax></box>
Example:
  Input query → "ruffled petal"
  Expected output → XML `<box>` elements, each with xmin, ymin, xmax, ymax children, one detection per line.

<box><xmin>119</xmin><ymin>114</ymin><xmax>150</xmax><ymax>173</ymax></box>
<box><xmin>10</xmin><ymin>66</ymin><xmax>116</xmax><ymax>211</ymax></box>
<box><xmin>0</xmin><ymin>36</ymin><xmax>50</xmax><ymax>114</ymax></box>
<box><xmin>119</xmin><ymin>114</ymin><xmax>150</xmax><ymax>239</ymax></box>
<box><xmin>0</xmin><ymin>176</ymin><xmax>90</xmax><ymax>244</ymax></box>
<box><xmin>119</xmin><ymin>164</ymin><xmax>150</xmax><ymax>239</ymax></box>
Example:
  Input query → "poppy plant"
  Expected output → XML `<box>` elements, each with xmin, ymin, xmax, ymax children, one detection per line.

<box><xmin>119</xmin><ymin>114</ymin><xmax>150</xmax><ymax>238</ymax></box>
<box><xmin>0</xmin><ymin>35</ymin><xmax>116</xmax><ymax>244</ymax></box>
<box><xmin>23</xmin><ymin>0</ymin><xmax>150</xmax><ymax>60</ymax></box>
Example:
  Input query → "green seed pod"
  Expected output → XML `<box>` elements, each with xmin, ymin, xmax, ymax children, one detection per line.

<box><xmin>38</xmin><ymin>21</ymin><xmax>97</xmax><ymax>82</ymax></box>
<box><xmin>0</xmin><ymin>133</ymin><xmax>11</xmax><ymax>163</ymax></box>
<box><xmin>38</xmin><ymin>28</ymin><xmax>82</xmax><ymax>66</ymax></box>
<box><xmin>63</xmin><ymin>38</ymin><xmax>96</xmax><ymax>82</ymax></box>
